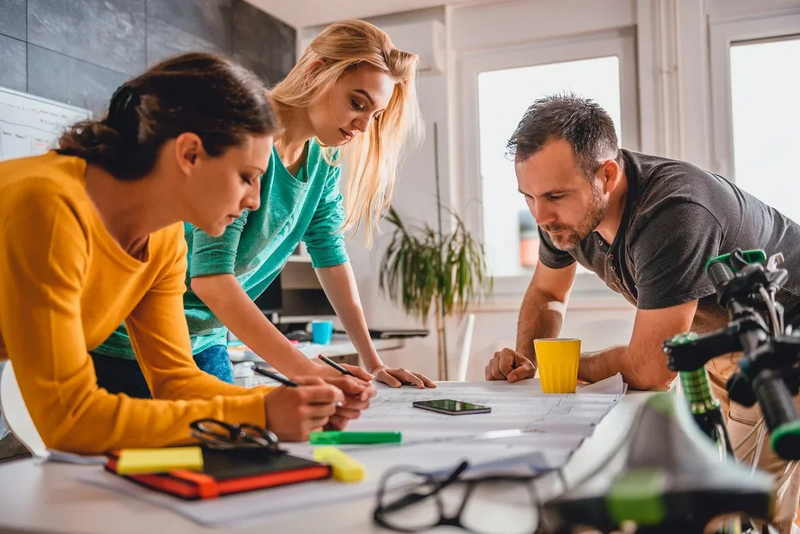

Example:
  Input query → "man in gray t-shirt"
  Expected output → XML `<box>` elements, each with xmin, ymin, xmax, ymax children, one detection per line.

<box><xmin>538</xmin><ymin>147</ymin><xmax>800</xmax><ymax>334</ymax></box>
<box><xmin>483</xmin><ymin>95</ymin><xmax>800</xmax><ymax>532</ymax></box>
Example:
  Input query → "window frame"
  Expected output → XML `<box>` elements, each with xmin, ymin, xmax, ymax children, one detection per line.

<box><xmin>457</xmin><ymin>28</ymin><xmax>640</xmax><ymax>298</ymax></box>
<box><xmin>709</xmin><ymin>9</ymin><xmax>800</xmax><ymax>179</ymax></box>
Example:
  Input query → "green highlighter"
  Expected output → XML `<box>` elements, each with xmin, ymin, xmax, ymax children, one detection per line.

<box><xmin>309</xmin><ymin>431</ymin><xmax>402</xmax><ymax>445</ymax></box>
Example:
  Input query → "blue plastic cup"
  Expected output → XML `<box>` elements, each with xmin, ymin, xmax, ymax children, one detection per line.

<box><xmin>311</xmin><ymin>320</ymin><xmax>334</xmax><ymax>345</ymax></box>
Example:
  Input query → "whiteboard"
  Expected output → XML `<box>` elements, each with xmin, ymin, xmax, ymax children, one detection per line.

<box><xmin>0</xmin><ymin>86</ymin><xmax>91</xmax><ymax>162</ymax></box>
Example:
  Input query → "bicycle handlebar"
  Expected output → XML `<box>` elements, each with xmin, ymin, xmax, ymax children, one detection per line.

<box><xmin>706</xmin><ymin>260</ymin><xmax>734</xmax><ymax>293</ymax></box>
<box><xmin>751</xmin><ymin>369</ymin><xmax>800</xmax><ymax>460</ymax></box>
<box><xmin>706</xmin><ymin>256</ymin><xmax>800</xmax><ymax>461</ymax></box>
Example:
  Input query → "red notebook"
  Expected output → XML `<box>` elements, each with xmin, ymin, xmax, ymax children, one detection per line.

<box><xmin>106</xmin><ymin>447</ymin><xmax>331</xmax><ymax>500</ymax></box>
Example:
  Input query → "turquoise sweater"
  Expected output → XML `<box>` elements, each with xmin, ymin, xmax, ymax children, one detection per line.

<box><xmin>95</xmin><ymin>140</ymin><xmax>349</xmax><ymax>358</ymax></box>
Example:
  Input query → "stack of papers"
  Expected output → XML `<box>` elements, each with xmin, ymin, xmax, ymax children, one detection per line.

<box><xmin>76</xmin><ymin>376</ymin><xmax>626</xmax><ymax>527</ymax></box>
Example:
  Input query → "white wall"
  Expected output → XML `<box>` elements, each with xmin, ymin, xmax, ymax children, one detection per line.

<box><xmin>449</xmin><ymin>0</ymin><xmax>636</xmax><ymax>52</ymax></box>
<box><xmin>324</xmin><ymin>8</ymin><xmax>458</xmax><ymax>379</ymax></box>
<box><xmin>706</xmin><ymin>0</ymin><xmax>800</xmax><ymax>21</ymax></box>
<box><xmin>342</xmin><ymin>67</ymin><xmax>453</xmax><ymax>379</ymax></box>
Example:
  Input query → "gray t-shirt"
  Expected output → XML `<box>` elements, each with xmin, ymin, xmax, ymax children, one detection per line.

<box><xmin>539</xmin><ymin>149</ymin><xmax>800</xmax><ymax>333</ymax></box>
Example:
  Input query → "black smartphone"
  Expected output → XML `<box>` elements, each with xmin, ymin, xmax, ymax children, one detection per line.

<box><xmin>412</xmin><ymin>399</ymin><xmax>491</xmax><ymax>415</ymax></box>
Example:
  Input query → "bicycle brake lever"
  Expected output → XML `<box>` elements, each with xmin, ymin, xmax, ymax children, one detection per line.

<box><xmin>767</xmin><ymin>252</ymin><xmax>785</xmax><ymax>272</ymax></box>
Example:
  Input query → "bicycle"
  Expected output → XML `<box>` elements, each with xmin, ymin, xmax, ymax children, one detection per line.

<box><xmin>665</xmin><ymin>249</ymin><xmax>800</xmax><ymax>462</ymax></box>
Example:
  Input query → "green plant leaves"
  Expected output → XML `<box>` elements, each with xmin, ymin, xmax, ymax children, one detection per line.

<box><xmin>378</xmin><ymin>207</ymin><xmax>493</xmax><ymax>323</ymax></box>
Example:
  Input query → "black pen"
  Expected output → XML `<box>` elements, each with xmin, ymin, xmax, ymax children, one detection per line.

<box><xmin>253</xmin><ymin>366</ymin><xmax>299</xmax><ymax>387</ymax></box>
<box><xmin>317</xmin><ymin>354</ymin><xmax>356</xmax><ymax>377</ymax></box>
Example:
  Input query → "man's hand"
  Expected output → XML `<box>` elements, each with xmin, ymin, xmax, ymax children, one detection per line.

<box><xmin>263</xmin><ymin>377</ymin><xmax>343</xmax><ymax>441</ymax></box>
<box><xmin>371</xmin><ymin>364</ymin><xmax>437</xmax><ymax>389</ymax></box>
<box><xmin>320</xmin><ymin>375</ymin><xmax>377</xmax><ymax>430</ymax></box>
<box><xmin>485</xmin><ymin>348</ymin><xmax>537</xmax><ymax>382</ymax></box>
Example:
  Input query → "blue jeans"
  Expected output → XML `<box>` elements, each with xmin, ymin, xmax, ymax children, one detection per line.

<box><xmin>91</xmin><ymin>345</ymin><xmax>234</xmax><ymax>399</ymax></box>
<box><xmin>193</xmin><ymin>345</ymin><xmax>235</xmax><ymax>385</ymax></box>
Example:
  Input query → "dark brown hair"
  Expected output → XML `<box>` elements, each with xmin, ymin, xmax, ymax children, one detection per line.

<box><xmin>506</xmin><ymin>93</ymin><xmax>622</xmax><ymax>180</ymax></box>
<box><xmin>58</xmin><ymin>53</ymin><xmax>278</xmax><ymax>180</ymax></box>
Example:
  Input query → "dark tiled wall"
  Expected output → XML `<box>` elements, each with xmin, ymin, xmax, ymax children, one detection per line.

<box><xmin>0</xmin><ymin>0</ymin><xmax>295</xmax><ymax>117</ymax></box>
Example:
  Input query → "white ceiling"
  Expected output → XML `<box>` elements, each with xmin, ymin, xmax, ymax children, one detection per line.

<box><xmin>245</xmin><ymin>0</ymin><xmax>478</xmax><ymax>29</ymax></box>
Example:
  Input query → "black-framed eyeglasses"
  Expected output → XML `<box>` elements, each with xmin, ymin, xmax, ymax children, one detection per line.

<box><xmin>373</xmin><ymin>460</ymin><xmax>546</xmax><ymax>534</ymax></box>
<box><xmin>189</xmin><ymin>418</ymin><xmax>284</xmax><ymax>453</ymax></box>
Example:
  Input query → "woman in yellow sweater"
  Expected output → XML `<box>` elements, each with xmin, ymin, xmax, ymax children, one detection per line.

<box><xmin>0</xmin><ymin>53</ymin><xmax>361</xmax><ymax>454</ymax></box>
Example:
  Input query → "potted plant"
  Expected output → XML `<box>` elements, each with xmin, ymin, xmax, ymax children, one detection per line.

<box><xmin>378</xmin><ymin>124</ymin><xmax>492</xmax><ymax>380</ymax></box>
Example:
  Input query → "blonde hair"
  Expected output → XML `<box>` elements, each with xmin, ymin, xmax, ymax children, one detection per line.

<box><xmin>271</xmin><ymin>20</ymin><xmax>423</xmax><ymax>245</ymax></box>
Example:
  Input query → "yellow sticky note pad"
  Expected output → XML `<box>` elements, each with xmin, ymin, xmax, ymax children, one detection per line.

<box><xmin>116</xmin><ymin>447</ymin><xmax>204</xmax><ymax>475</ymax></box>
<box><xmin>313</xmin><ymin>447</ymin><xmax>365</xmax><ymax>483</ymax></box>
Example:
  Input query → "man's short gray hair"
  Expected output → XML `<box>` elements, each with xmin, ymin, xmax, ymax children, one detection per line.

<box><xmin>506</xmin><ymin>93</ymin><xmax>622</xmax><ymax>179</ymax></box>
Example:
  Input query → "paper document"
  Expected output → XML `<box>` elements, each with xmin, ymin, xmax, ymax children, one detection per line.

<box><xmin>578</xmin><ymin>373</ymin><xmax>628</xmax><ymax>395</ymax></box>
<box><xmin>76</xmin><ymin>377</ymin><xmax>624</xmax><ymax>527</ymax></box>
<box><xmin>343</xmin><ymin>380</ymin><xmax>621</xmax><ymax>436</ymax></box>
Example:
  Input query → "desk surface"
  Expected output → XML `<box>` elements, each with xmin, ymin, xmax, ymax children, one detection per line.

<box><xmin>228</xmin><ymin>334</ymin><xmax>405</xmax><ymax>363</ymax></box>
<box><xmin>0</xmin><ymin>392</ymin><xmax>648</xmax><ymax>534</ymax></box>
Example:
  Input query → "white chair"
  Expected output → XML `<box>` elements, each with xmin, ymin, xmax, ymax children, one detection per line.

<box><xmin>0</xmin><ymin>361</ymin><xmax>47</xmax><ymax>457</ymax></box>
<box><xmin>446</xmin><ymin>313</ymin><xmax>475</xmax><ymax>382</ymax></box>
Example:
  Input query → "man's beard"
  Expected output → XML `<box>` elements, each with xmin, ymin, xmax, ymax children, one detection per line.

<box><xmin>541</xmin><ymin>184</ymin><xmax>608</xmax><ymax>251</ymax></box>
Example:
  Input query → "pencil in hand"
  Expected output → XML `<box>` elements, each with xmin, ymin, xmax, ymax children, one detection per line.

<box><xmin>253</xmin><ymin>366</ymin><xmax>299</xmax><ymax>387</ymax></box>
<box><xmin>317</xmin><ymin>355</ymin><xmax>356</xmax><ymax>377</ymax></box>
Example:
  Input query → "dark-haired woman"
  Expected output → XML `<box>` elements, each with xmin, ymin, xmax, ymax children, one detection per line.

<box><xmin>0</xmin><ymin>53</ymin><xmax>347</xmax><ymax>454</ymax></box>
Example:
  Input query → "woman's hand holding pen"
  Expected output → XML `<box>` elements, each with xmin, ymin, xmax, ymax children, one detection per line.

<box><xmin>304</xmin><ymin>355</ymin><xmax>377</xmax><ymax>429</ymax></box>
<box><xmin>263</xmin><ymin>377</ymin><xmax>343</xmax><ymax>441</ymax></box>
<box><xmin>321</xmin><ymin>375</ymin><xmax>377</xmax><ymax>430</ymax></box>
<box><xmin>315</xmin><ymin>361</ymin><xmax>374</xmax><ymax>382</ymax></box>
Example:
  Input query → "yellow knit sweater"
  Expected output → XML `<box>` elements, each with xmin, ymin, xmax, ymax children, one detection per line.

<box><xmin>0</xmin><ymin>152</ymin><xmax>272</xmax><ymax>454</ymax></box>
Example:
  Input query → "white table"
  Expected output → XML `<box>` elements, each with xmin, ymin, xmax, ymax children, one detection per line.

<box><xmin>0</xmin><ymin>393</ymin><xmax>649</xmax><ymax>534</ymax></box>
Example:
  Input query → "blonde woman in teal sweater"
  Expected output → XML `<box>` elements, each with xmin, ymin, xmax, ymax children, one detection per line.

<box><xmin>92</xmin><ymin>21</ymin><xmax>435</xmax><ymax>424</ymax></box>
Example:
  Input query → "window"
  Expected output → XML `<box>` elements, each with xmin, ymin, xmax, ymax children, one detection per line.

<box><xmin>459</xmin><ymin>29</ymin><xmax>638</xmax><ymax>295</ymax></box>
<box><xmin>710</xmin><ymin>12</ymin><xmax>800</xmax><ymax>218</ymax></box>
<box><xmin>477</xmin><ymin>56</ymin><xmax>623</xmax><ymax>277</ymax></box>
<box><xmin>729</xmin><ymin>36</ymin><xmax>800</xmax><ymax>222</ymax></box>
